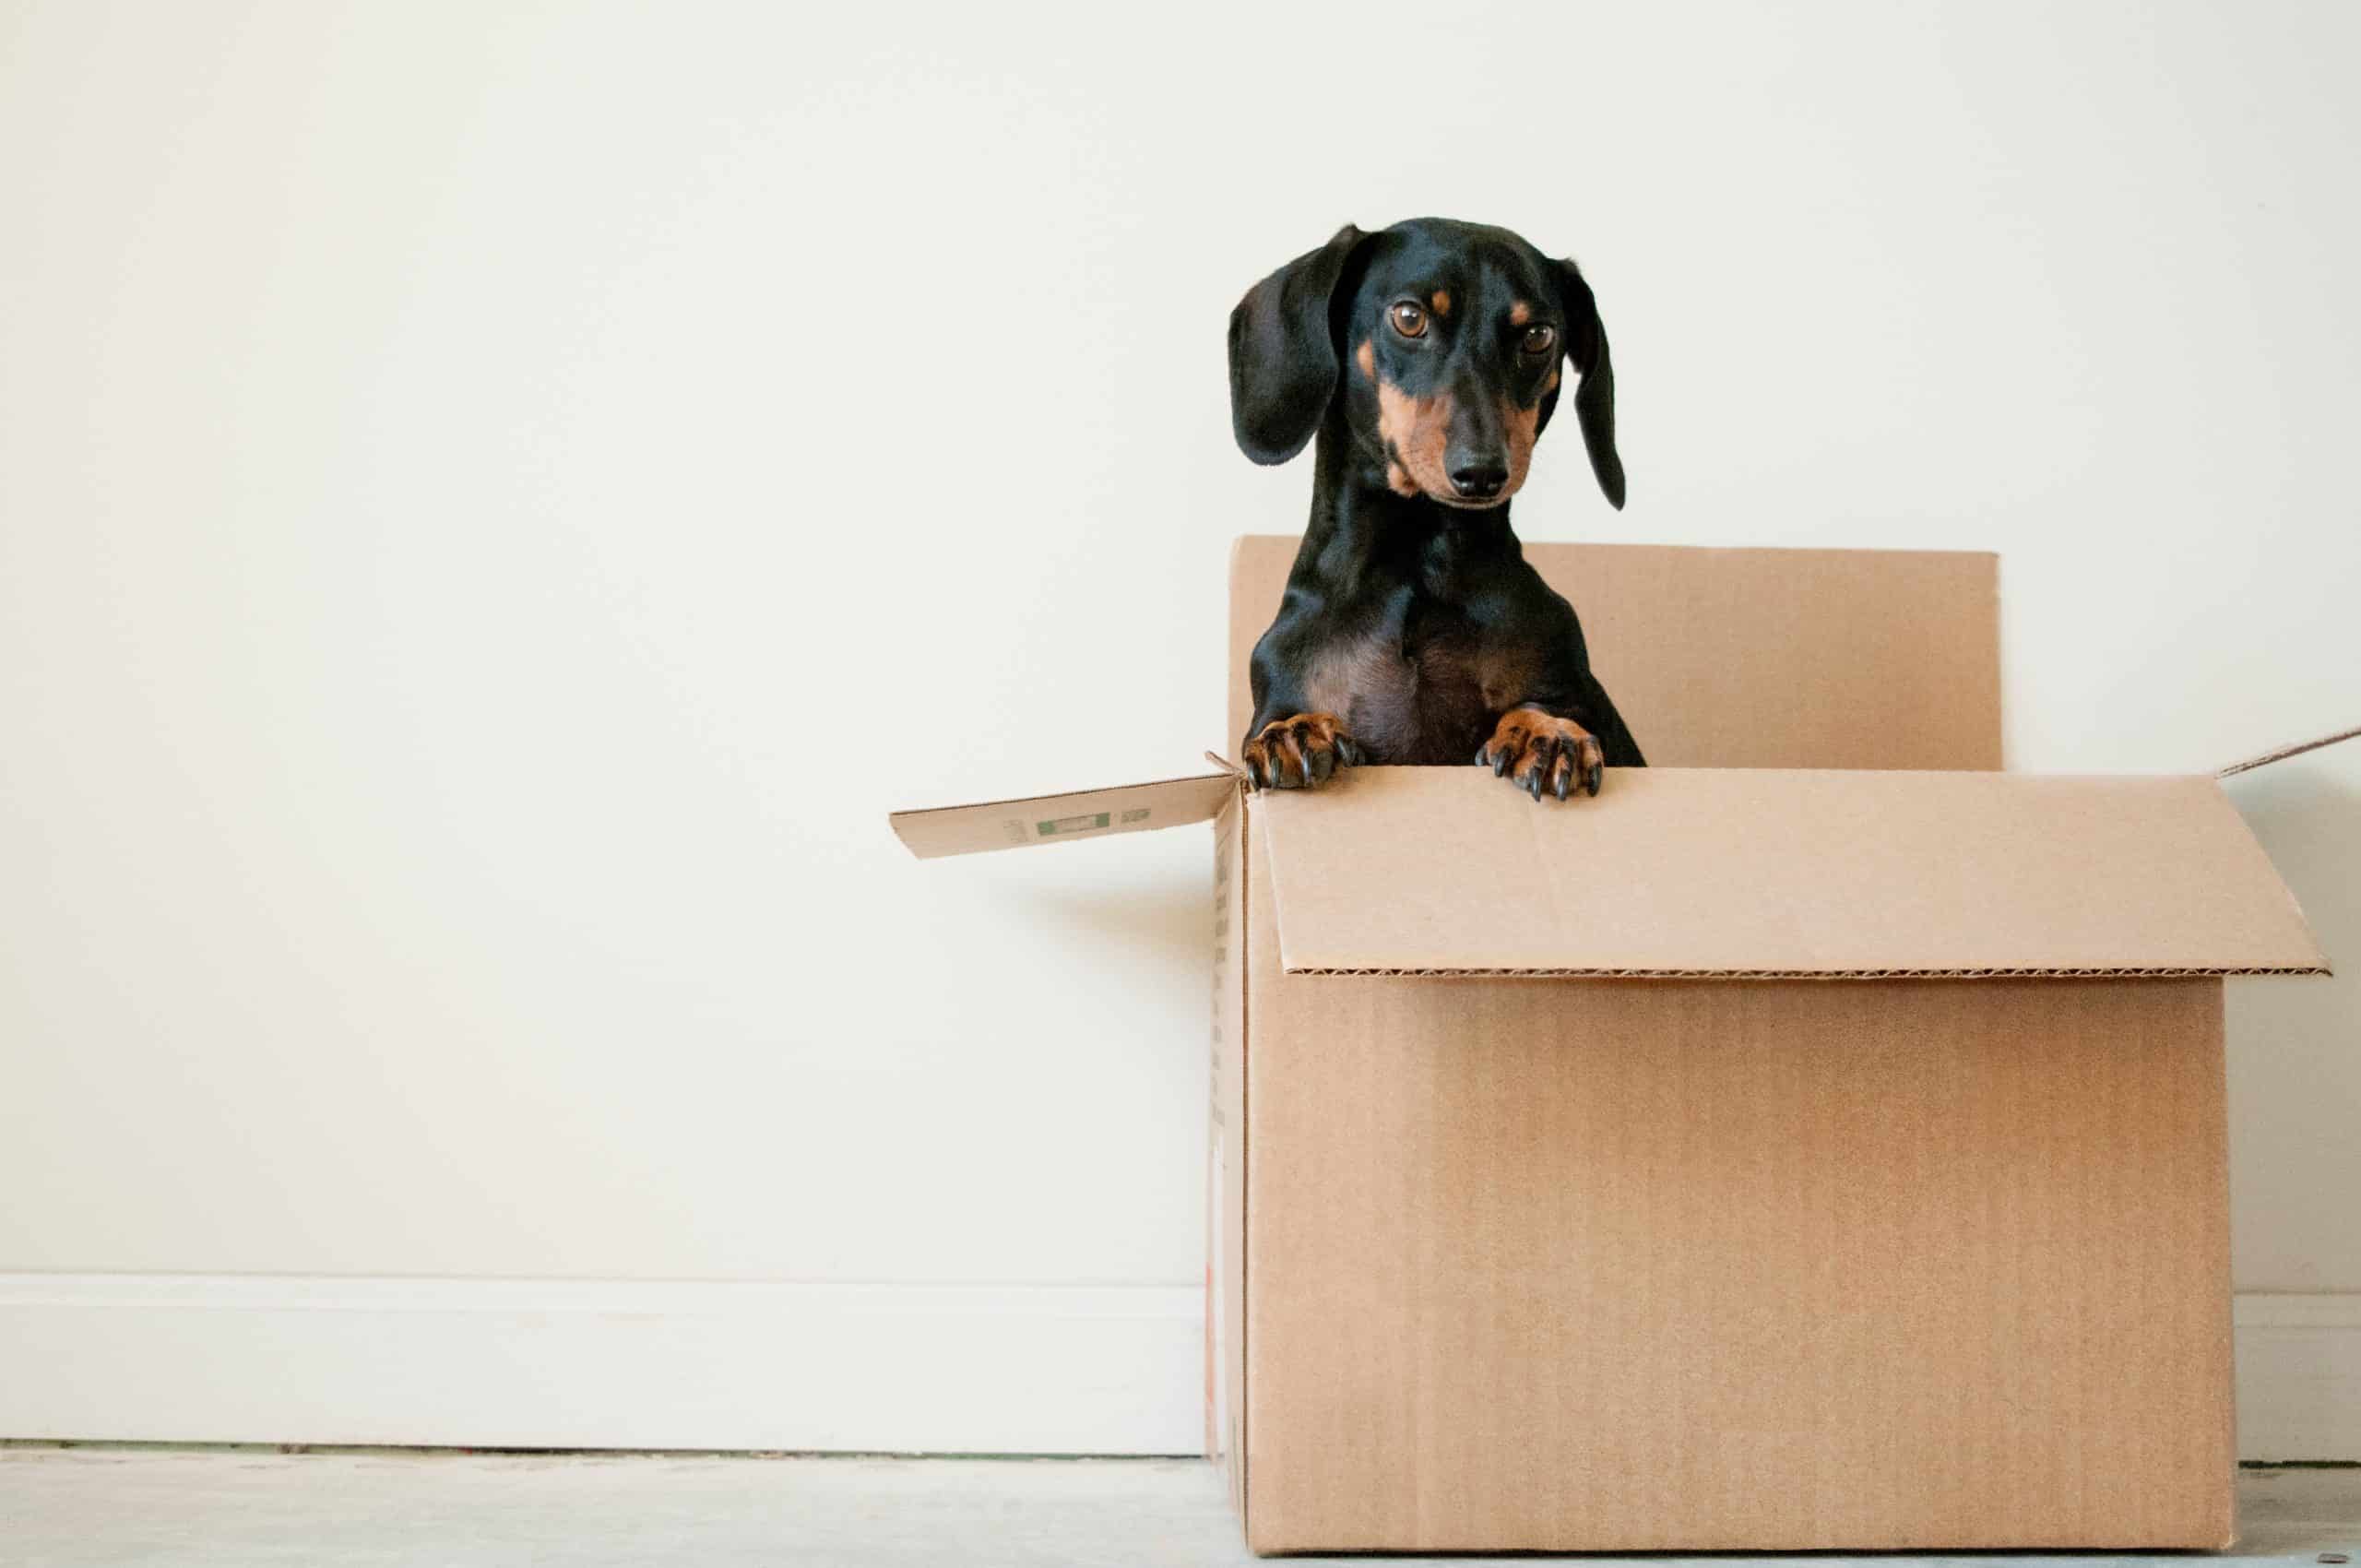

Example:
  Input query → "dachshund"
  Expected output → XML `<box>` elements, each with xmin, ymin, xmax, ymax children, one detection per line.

<box><xmin>1229</xmin><ymin>218</ymin><xmax>1643</xmax><ymax>802</ymax></box>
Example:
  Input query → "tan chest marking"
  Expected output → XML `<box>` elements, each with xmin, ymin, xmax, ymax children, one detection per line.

<box><xmin>1302</xmin><ymin>632</ymin><xmax>1401</xmax><ymax>722</ymax></box>
<box><xmin>1475</xmin><ymin>642</ymin><xmax>1542</xmax><ymax>713</ymax></box>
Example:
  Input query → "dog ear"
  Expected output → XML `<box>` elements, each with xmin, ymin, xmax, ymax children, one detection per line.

<box><xmin>1549</xmin><ymin>258</ymin><xmax>1625</xmax><ymax>510</ymax></box>
<box><xmin>1227</xmin><ymin>224</ymin><xmax>1367</xmax><ymax>466</ymax></box>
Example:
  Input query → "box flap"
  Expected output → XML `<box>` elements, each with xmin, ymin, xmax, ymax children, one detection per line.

<box><xmin>2218</xmin><ymin>721</ymin><xmax>2361</xmax><ymax>778</ymax></box>
<box><xmin>1257</xmin><ymin>766</ymin><xmax>2328</xmax><ymax>978</ymax></box>
<box><xmin>890</xmin><ymin>771</ymin><xmax>1238</xmax><ymax>859</ymax></box>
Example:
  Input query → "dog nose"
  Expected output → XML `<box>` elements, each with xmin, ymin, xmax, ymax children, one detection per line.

<box><xmin>1450</xmin><ymin>462</ymin><xmax>1508</xmax><ymax>500</ymax></box>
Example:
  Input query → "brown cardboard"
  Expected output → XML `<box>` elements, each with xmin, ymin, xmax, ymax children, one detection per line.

<box><xmin>1243</xmin><ymin>811</ymin><xmax>2237</xmax><ymax>1550</ymax></box>
<box><xmin>1228</xmin><ymin>538</ymin><xmax>2001</xmax><ymax>768</ymax></box>
<box><xmin>1257</xmin><ymin>766</ymin><xmax>2327</xmax><ymax>978</ymax></box>
<box><xmin>891</xmin><ymin>538</ymin><xmax>2332</xmax><ymax>1556</ymax></box>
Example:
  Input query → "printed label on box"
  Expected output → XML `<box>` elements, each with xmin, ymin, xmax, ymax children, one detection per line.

<box><xmin>1037</xmin><ymin>812</ymin><xmax>1112</xmax><ymax>837</ymax></box>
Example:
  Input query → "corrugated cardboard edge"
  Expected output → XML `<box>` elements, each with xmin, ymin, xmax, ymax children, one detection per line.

<box><xmin>1210</xmin><ymin>782</ymin><xmax>1251</xmax><ymax>1533</ymax></box>
<box><xmin>1234</xmin><ymin>789</ymin><xmax>1251</xmax><ymax>1538</ymax></box>
<box><xmin>2205</xmin><ymin>978</ymin><xmax>2243</xmax><ymax>1556</ymax></box>
<box><xmin>2217</xmin><ymin>722</ymin><xmax>2361</xmax><ymax>778</ymax></box>
<box><xmin>1284</xmin><ymin>963</ymin><xmax>2328</xmax><ymax>979</ymax></box>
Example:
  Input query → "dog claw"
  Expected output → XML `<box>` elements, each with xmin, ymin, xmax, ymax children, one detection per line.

<box><xmin>1240</xmin><ymin>712</ymin><xmax>1357</xmax><ymax>793</ymax></box>
<box><xmin>1481</xmin><ymin>707</ymin><xmax>1608</xmax><ymax>804</ymax></box>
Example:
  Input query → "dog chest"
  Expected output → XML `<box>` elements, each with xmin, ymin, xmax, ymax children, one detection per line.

<box><xmin>1300</xmin><ymin>604</ymin><xmax>1531</xmax><ymax>766</ymax></box>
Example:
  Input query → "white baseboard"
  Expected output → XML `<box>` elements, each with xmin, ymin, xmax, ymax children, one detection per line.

<box><xmin>3</xmin><ymin>1277</ymin><xmax>2354</xmax><ymax>1460</ymax></box>
<box><xmin>0</xmin><ymin>1275</ymin><xmax>1204</xmax><ymax>1455</ymax></box>
<box><xmin>2234</xmin><ymin>1292</ymin><xmax>2361</xmax><ymax>1461</ymax></box>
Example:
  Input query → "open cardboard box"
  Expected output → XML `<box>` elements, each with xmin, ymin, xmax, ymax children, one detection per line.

<box><xmin>891</xmin><ymin>538</ymin><xmax>2337</xmax><ymax>1556</ymax></box>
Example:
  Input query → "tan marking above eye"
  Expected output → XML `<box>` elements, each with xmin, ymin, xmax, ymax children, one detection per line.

<box><xmin>1388</xmin><ymin>301</ymin><xmax>1428</xmax><ymax>339</ymax></box>
<box><xmin>1430</xmin><ymin>290</ymin><xmax>1451</xmax><ymax>315</ymax></box>
<box><xmin>1508</xmin><ymin>301</ymin><xmax>1532</xmax><ymax>327</ymax></box>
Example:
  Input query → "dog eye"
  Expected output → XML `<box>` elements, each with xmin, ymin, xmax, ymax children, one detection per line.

<box><xmin>1521</xmin><ymin>324</ymin><xmax>1557</xmax><ymax>356</ymax></box>
<box><xmin>1389</xmin><ymin>302</ymin><xmax>1428</xmax><ymax>339</ymax></box>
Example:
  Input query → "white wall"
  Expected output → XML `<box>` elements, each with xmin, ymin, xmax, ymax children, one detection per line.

<box><xmin>2</xmin><ymin>0</ymin><xmax>2356</xmax><ymax>1455</ymax></box>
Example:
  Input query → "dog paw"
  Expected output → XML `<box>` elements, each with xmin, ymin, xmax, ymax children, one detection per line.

<box><xmin>1476</xmin><ymin>707</ymin><xmax>1603</xmax><ymax>802</ymax></box>
<box><xmin>1241</xmin><ymin>712</ymin><xmax>1362</xmax><ymax>790</ymax></box>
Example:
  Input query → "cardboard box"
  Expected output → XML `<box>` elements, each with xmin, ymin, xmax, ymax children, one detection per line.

<box><xmin>891</xmin><ymin>538</ymin><xmax>2332</xmax><ymax>1555</ymax></box>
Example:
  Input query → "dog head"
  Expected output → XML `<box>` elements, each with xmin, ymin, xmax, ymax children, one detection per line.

<box><xmin>1227</xmin><ymin>217</ymin><xmax>1622</xmax><ymax>510</ymax></box>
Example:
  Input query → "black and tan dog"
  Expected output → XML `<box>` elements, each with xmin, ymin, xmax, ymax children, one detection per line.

<box><xmin>1229</xmin><ymin>218</ymin><xmax>1643</xmax><ymax>802</ymax></box>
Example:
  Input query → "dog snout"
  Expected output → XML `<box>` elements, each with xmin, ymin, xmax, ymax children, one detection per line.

<box><xmin>1445</xmin><ymin>388</ymin><xmax>1511</xmax><ymax>501</ymax></box>
<box><xmin>1448</xmin><ymin>460</ymin><xmax>1508</xmax><ymax>500</ymax></box>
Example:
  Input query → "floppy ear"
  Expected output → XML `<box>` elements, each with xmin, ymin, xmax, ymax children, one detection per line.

<box><xmin>1227</xmin><ymin>224</ymin><xmax>1366</xmax><ymax>465</ymax></box>
<box><xmin>1550</xmin><ymin>258</ymin><xmax>1626</xmax><ymax>510</ymax></box>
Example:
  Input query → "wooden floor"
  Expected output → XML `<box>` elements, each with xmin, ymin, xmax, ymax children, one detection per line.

<box><xmin>3</xmin><ymin>1447</ymin><xmax>2356</xmax><ymax>1566</ymax></box>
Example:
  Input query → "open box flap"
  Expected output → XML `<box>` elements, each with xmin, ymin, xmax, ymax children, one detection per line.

<box><xmin>889</xmin><ymin>770</ymin><xmax>1238</xmax><ymax>859</ymax></box>
<box><xmin>1257</xmin><ymin>766</ymin><xmax>2329</xmax><ymax>978</ymax></box>
<box><xmin>2218</xmin><ymin>721</ymin><xmax>2361</xmax><ymax>778</ymax></box>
